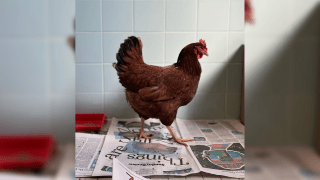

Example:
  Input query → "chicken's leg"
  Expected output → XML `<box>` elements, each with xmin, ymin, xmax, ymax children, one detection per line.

<box><xmin>166</xmin><ymin>126</ymin><xmax>194</xmax><ymax>146</ymax></box>
<box><xmin>138</xmin><ymin>117</ymin><xmax>153</xmax><ymax>139</ymax></box>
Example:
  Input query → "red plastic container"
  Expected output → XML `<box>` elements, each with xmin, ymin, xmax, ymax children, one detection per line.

<box><xmin>0</xmin><ymin>134</ymin><xmax>55</xmax><ymax>170</ymax></box>
<box><xmin>75</xmin><ymin>113</ymin><xmax>106</xmax><ymax>131</ymax></box>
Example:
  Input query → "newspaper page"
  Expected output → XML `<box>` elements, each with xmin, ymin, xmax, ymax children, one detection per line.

<box><xmin>92</xmin><ymin>117</ymin><xmax>200</xmax><ymax>177</ymax></box>
<box><xmin>113</xmin><ymin>158</ymin><xmax>150</xmax><ymax>180</ymax></box>
<box><xmin>176</xmin><ymin>118</ymin><xmax>245</xmax><ymax>178</ymax></box>
<box><xmin>75</xmin><ymin>133</ymin><xmax>105</xmax><ymax>177</ymax></box>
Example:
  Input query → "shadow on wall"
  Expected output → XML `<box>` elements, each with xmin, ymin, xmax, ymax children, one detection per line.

<box><xmin>178</xmin><ymin>46</ymin><xmax>244</xmax><ymax>120</ymax></box>
<box><xmin>230</xmin><ymin>45</ymin><xmax>245</xmax><ymax>64</ymax></box>
<box><xmin>186</xmin><ymin>63</ymin><xmax>228</xmax><ymax>120</ymax></box>
<box><xmin>246</xmin><ymin>4</ymin><xmax>320</xmax><ymax>146</ymax></box>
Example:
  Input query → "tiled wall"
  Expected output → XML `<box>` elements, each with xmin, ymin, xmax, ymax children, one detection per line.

<box><xmin>75</xmin><ymin>0</ymin><xmax>244</xmax><ymax>120</ymax></box>
<box><xmin>246</xmin><ymin>0</ymin><xmax>320</xmax><ymax>146</ymax></box>
<box><xmin>0</xmin><ymin>0</ymin><xmax>75</xmax><ymax>143</ymax></box>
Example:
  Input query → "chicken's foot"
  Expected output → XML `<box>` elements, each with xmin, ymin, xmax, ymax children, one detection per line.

<box><xmin>138</xmin><ymin>117</ymin><xmax>153</xmax><ymax>139</ymax></box>
<box><xmin>166</xmin><ymin>126</ymin><xmax>194</xmax><ymax>146</ymax></box>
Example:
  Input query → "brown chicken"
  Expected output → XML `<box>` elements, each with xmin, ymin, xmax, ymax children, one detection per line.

<box><xmin>112</xmin><ymin>36</ymin><xmax>208</xmax><ymax>146</ymax></box>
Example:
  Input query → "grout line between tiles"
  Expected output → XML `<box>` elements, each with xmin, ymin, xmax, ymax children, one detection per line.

<box><xmin>76</xmin><ymin>63</ymin><xmax>104</xmax><ymax>65</ymax></box>
<box><xmin>76</xmin><ymin>92</ymin><xmax>105</xmax><ymax>94</ymax></box>
<box><xmin>104</xmin><ymin>92</ymin><xmax>127</xmax><ymax>94</ymax></box>
<box><xmin>100</xmin><ymin>0</ymin><xmax>105</xmax><ymax>113</ymax></box>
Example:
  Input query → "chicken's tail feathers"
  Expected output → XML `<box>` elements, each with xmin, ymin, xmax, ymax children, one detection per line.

<box><xmin>114</xmin><ymin>36</ymin><xmax>143</xmax><ymax>73</ymax></box>
<box><xmin>112</xmin><ymin>62</ymin><xmax>121</xmax><ymax>72</ymax></box>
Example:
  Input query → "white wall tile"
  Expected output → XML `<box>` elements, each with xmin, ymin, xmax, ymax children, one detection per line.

<box><xmin>49</xmin><ymin>92</ymin><xmax>75</xmax><ymax>143</ymax></box>
<box><xmin>165</xmin><ymin>32</ymin><xmax>196</xmax><ymax>63</ymax></box>
<box><xmin>290</xmin><ymin>0</ymin><xmax>320</xmax><ymax>39</ymax></box>
<box><xmin>195</xmin><ymin>93</ymin><xmax>225</xmax><ymax>119</ymax></box>
<box><xmin>197</xmin><ymin>32</ymin><xmax>228</xmax><ymax>62</ymax></box>
<box><xmin>0</xmin><ymin>95</ymin><xmax>51</xmax><ymax>134</ymax></box>
<box><xmin>104</xmin><ymin>64</ymin><xmax>125</xmax><ymax>92</ymax></box>
<box><xmin>177</xmin><ymin>99</ymin><xmax>195</xmax><ymax>119</ymax></box>
<box><xmin>0</xmin><ymin>1</ymin><xmax>76</xmax><ymax>143</ymax></box>
<box><xmin>288</xmin><ymin>94</ymin><xmax>317</xmax><ymax>145</ymax></box>
<box><xmin>76</xmin><ymin>64</ymin><xmax>103</xmax><ymax>92</ymax></box>
<box><xmin>226</xmin><ymin>93</ymin><xmax>241</xmax><ymax>119</ymax></box>
<box><xmin>102</xmin><ymin>0</ymin><xmax>133</xmax><ymax>31</ymax></box>
<box><xmin>76</xmin><ymin>33</ymin><xmax>102</xmax><ymax>63</ymax></box>
<box><xmin>134</xmin><ymin>0</ymin><xmax>165</xmax><ymax>32</ymax></box>
<box><xmin>166</xmin><ymin>0</ymin><xmax>197</xmax><ymax>31</ymax></box>
<box><xmin>229</xmin><ymin>0</ymin><xmax>244</xmax><ymax>31</ymax></box>
<box><xmin>76</xmin><ymin>93</ymin><xmax>104</xmax><ymax>113</ymax></box>
<box><xmin>246</xmin><ymin>94</ymin><xmax>289</xmax><ymax>145</ymax></box>
<box><xmin>104</xmin><ymin>93</ymin><xmax>139</xmax><ymax>118</ymax></box>
<box><xmin>50</xmin><ymin>38</ymin><xmax>75</xmax><ymax>143</ymax></box>
<box><xmin>0</xmin><ymin>39</ymin><xmax>49</xmax><ymax>94</ymax></box>
<box><xmin>198</xmin><ymin>63</ymin><xmax>227</xmax><ymax>93</ymax></box>
<box><xmin>103</xmin><ymin>32</ymin><xmax>133</xmax><ymax>63</ymax></box>
<box><xmin>228</xmin><ymin>32</ymin><xmax>244</xmax><ymax>63</ymax></box>
<box><xmin>76</xmin><ymin>0</ymin><xmax>101</xmax><ymax>32</ymax></box>
<box><xmin>50</xmin><ymin>39</ymin><xmax>75</xmax><ymax>94</ymax></box>
<box><xmin>198</xmin><ymin>0</ymin><xmax>230</xmax><ymax>31</ymax></box>
<box><xmin>134</xmin><ymin>32</ymin><xmax>164</xmax><ymax>64</ymax></box>
<box><xmin>0</xmin><ymin>0</ymin><xmax>46</xmax><ymax>37</ymax></box>
<box><xmin>245</xmin><ymin>0</ymin><xmax>293</xmax><ymax>38</ymax></box>
<box><xmin>293</xmin><ymin>39</ymin><xmax>320</xmax><ymax>94</ymax></box>
<box><xmin>49</xmin><ymin>0</ymin><xmax>75</xmax><ymax>36</ymax></box>
<box><xmin>227</xmin><ymin>64</ymin><xmax>243</xmax><ymax>93</ymax></box>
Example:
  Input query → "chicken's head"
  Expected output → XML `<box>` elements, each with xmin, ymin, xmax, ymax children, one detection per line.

<box><xmin>194</xmin><ymin>39</ymin><xmax>208</xmax><ymax>59</ymax></box>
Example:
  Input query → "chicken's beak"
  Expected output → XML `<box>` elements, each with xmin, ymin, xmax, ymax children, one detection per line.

<box><xmin>204</xmin><ymin>51</ymin><xmax>209</xmax><ymax>56</ymax></box>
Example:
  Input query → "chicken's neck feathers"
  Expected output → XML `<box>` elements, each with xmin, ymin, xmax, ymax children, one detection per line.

<box><xmin>175</xmin><ymin>56</ymin><xmax>202</xmax><ymax>77</ymax></box>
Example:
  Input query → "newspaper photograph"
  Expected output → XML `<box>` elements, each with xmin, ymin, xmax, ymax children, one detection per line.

<box><xmin>176</xmin><ymin>118</ymin><xmax>245</xmax><ymax>178</ymax></box>
<box><xmin>75</xmin><ymin>133</ymin><xmax>105</xmax><ymax>177</ymax></box>
<box><xmin>188</xmin><ymin>143</ymin><xmax>245</xmax><ymax>178</ymax></box>
<box><xmin>92</xmin><ymin>118</ymin><xmax>200</xmax><ymax>177</ymax></box>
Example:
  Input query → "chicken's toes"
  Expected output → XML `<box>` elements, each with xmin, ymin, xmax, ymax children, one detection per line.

<box><xmin>179</xmin><ymin>138</ymin><xmax>194</xmax><ymax>142</ymax></box>
<box><xmin>174</xmin><ymin>138</ymin><xmax>188</xmax><ymax>147</ymax></box>
<box><xmin>146</xmin><ymin>133</ymin><xmax>154</xmax><ymax>137</ymax></box>
<box><xmin>138</xmin><ymin>132</ymin><xmax>153</xmax><ymax>139</ymax></box>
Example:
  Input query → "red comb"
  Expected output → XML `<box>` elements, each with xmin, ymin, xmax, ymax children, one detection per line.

<box><xmin>199</xmin><ymin>39</ymin><xmax>206</xmax><ymax>47</ymax></box>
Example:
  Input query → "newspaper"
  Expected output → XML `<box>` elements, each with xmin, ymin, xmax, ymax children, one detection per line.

<box><xmin>81</xmin><ymin>117</ymin><xmax>245</xmax><ymax>178</ymax></box>
<box><xmin>112</xmin><ymin>158</ymin><xmax>149</xmax><ymax>180</ymax></box>
<box><xmin>176</xmin><ymin>118</ymin><xmax>245</xmax><ymax>178</ymax></box>
<box><xmin>92</xmin><ymin>117</ymin><xmax>200</xmax><ymax>177</ymax></box>
<box><xmin>75</xmin><ymin>133</ymin><xmax>105</xmax><ymax>177</ymax></box>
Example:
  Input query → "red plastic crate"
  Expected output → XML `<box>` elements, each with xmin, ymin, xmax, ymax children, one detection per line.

<box><xmin>0</xmin><ymin>134</ymin><xmax>55</xmax><ymax>170</ymax></box>
<box><xmin>75</xmin><ymin>113</ymin><xmax>106</xmax><ymax>131</ymax></box>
